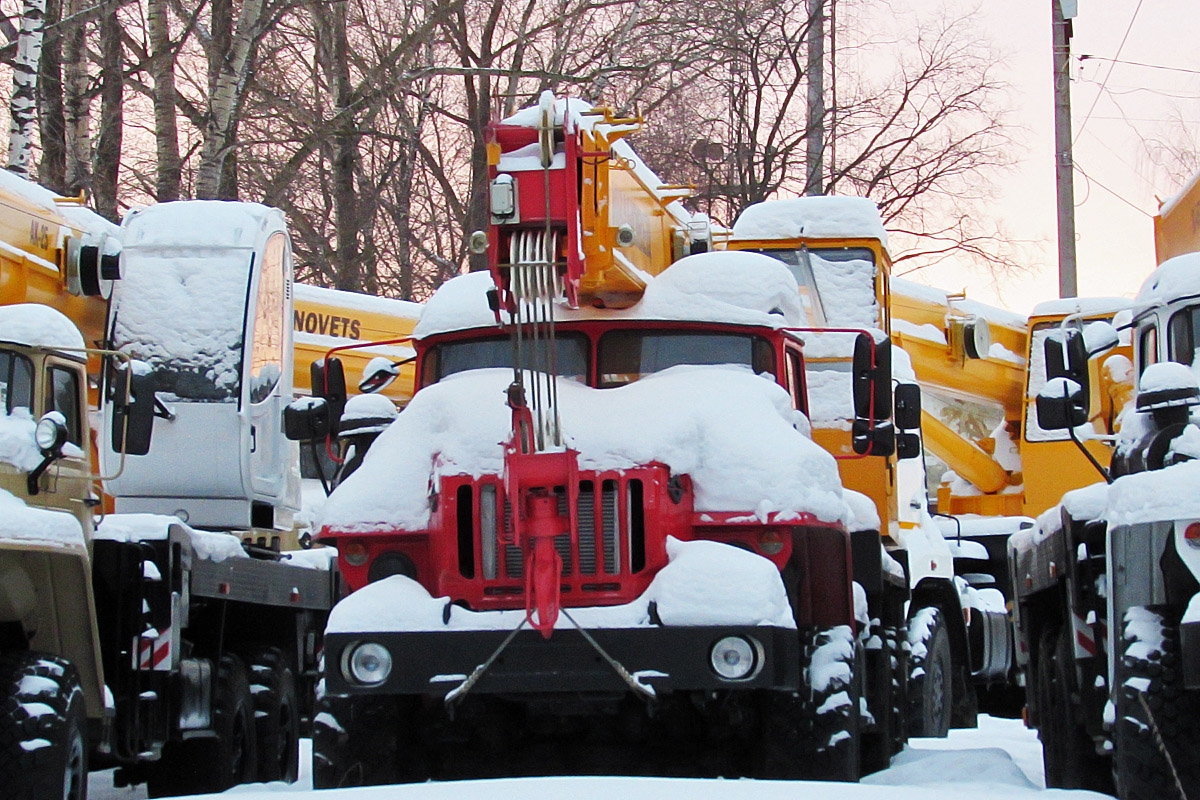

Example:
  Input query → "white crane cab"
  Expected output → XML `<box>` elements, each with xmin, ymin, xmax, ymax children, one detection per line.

<box><xmin>101</xmin><ymin>201</ymin><xmax>299</xmax><ymax>531</ymax></box>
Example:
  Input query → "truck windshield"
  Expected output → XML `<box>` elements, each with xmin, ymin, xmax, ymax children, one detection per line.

<box><xmin>1168</xmin><ymin>306</ymin><xmax>1200</xmax><ymax>368</ymax></box>
<box><xmin>0</xmin><ymin>349</ymin><xmax>33</xmax><ymax>414</ymax></box>
<box><xmin>422</xmin><ymin>333</ymin><xmax>589</xmax><ymax>385</ymax></box>
<box><xmin>597</xmin><ymin>330</ymin><xmax>774</xmax><ymax>387</ymax></box>
<box><xmin>111</xmin><ymin>251</ymin><xmax>252</xmax><ymax>403</ymax></box>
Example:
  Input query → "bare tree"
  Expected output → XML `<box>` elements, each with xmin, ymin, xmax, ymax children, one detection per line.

<box><xmin>6</xmin><ymin>0</ymin><xmax>44</xmax><ymax>177</ymax></box>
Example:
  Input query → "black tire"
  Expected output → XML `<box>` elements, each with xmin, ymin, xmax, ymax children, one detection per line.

<box><xmin>314</xmin><ymin>692</ymin><xmax>426</xmax><ymax>787</ymax></box>
<box><xmin>1114</xmin><ymin>607</ymin><xmax>1200</xmax><ymax>800</ymax></box>
<box><xmin>1037</xmin><ymin>627</ymin><xmax>1112</xmax><ymax>792</ymax></box>
<box><xmin>861</xmin><ymin>625</ymin><xmax>905</xmax><ymax>774</ymax></box>
<box><xmin>147</xmin><ymin>653</ymin><xmax>257</xmax><ymax>797</ymax></box>
<box><xmin>906</xmin><ymin>607</ymin><xmax>952</xmax><ymax>738</ymax></box>
<box><xmin>756</xmin><ymin>625</ymin><xmax>861</xmax><ymax>781</ymax></box>
<box><xmin>0</xmin><ymin>652</ymin><xmax>87</xmax><ymax>800</ymax></box>
<box><xmin>247</xmin><ymin>647</ymin><xmax>300</xmax><ymax>783</ymax></box>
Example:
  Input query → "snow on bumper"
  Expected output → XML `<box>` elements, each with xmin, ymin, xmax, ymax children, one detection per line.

<box><xmin>325</xmin><ymin>538</ymin><xmax>801</xmax><ymax>696</ymax></box>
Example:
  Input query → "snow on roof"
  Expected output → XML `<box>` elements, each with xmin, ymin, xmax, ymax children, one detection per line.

<box><xmin>414</xmin><ymin>252</ymin><xmax>813</xmax><ymax>339</ymax></box>
<box><xmin>1030</xmin><ymin>297</ymin><xmax>1132</xmax><ymax>318</ymax></box>
<box><xmin>328</xmin><ymin>536</ymin><xmax>794</xmax><ymax>634</ymax></box>
<box><xmin>294</xmin><ymin>283</ymin><xmax>422</xmax><ymax>320</ymax></box>
<box><xmin>319</xmin><ymin>366</ymin><xmax>849</xmax><ymax>534</ymax></box>
<box><xmin>732</xmin><ymin>196</ymin><xmax>889</xmax><ymax>248</ymax></box>
<box><xmin>0</xmin><ymin>488</ymin><xmax>86</xmax><ymax>551</ymax></box>
<box><xmin>122</xmin><ymin>200</ymin><xmax>282</xmax><ymax>250</ymax></box>
<box><xmin>1139</xmin><ymin>361</ymin><xmax>1198</xmax><ymax>394</ymax></box>
<box><xmin>502</xmin><ymin>93</ymin><xmax>601</xmax><ymax>133</ymax></box>
<box><xmin>0</xmin><ymin>303</ymin><xmax>85</xmax><ymax>351</ymax></box>
<box><xmin>0</xmin><ymin>168</ymin><xmax>118</xmax><ymax>238</ymax></box>
<box><xmin>1135</xmin><ymin>252</ymin><xmax>1200</xmax><ymax>310</ymax></box>
<box><xmin>635</xmin><ymin>251</ymin><xmax>813</xmax><ymax>326</ymax></box>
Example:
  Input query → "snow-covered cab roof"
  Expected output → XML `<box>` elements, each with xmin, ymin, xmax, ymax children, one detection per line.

<box><xmin>122</xmin><ymin>200</ymin><xmax>285</xmax><ymax>249</ymax></box>
<box><xmin>413</xmin><ymin>251</ymin><xmax>818</xmax><ymax>339</ymax></box>
<box><xmin>0</xmin><ymin>303</ymin><xmax>85</xmax><ymax>352</ymax></box>
<box><xmin>1030</xmin><ymin>296</ymin><xmax>1132</xmax><ymax>318</ymax></box>
<box><xmin>1135</xmin><ymin>252</ymin><xmax>1200</xmax><ymax>313</ymax></box>
<box><xmin>732</xmin><ymin>196</ymin><xmax>889</xmax><ymax>248</ymax></box>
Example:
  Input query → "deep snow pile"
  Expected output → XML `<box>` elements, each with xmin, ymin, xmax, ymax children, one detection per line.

<box><xmin>1134</xmin><ymin>252</ymin><xmax>1200</xmax><ymax>310</ymax></box>
<box><xmin>328</xmin><ymin>537</ymin><xmax>794</xmax><ymax>634</ymax></box>
<box><xmin>319</xmin><ymin>365</ymin><xmax>849</xmax><ymax>534</ymax></box>
<box><xmin>732</xmin><ymin>196</ymin><xmax>889</xmax><ymax>247</ymax></box>
<box><xmin>0</xmin><ymin>487</ymin><xmax>86</xmax><ymax>550</ymax></box>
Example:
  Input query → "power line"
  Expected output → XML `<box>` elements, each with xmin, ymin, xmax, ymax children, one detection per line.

<box><xmin>1079</xmin><ymin>55</ymin><xmax>1200</xmax><ymax>77</ymax></box>
<box><xmin>1073</xmin><ymin>161</ymin><xmax>1153</xmax><ymax>217</ymax></box>
<box><xmin>1073</xmin><ymin>0</ymin><xmax>1146</xmax><ymax>146</ymax></box>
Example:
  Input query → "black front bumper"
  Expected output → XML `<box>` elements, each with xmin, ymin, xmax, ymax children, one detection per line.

<box><xmin>325</xmin><ymin>625</ymin><xmax>800</xmax><ymax>697</ymax></box>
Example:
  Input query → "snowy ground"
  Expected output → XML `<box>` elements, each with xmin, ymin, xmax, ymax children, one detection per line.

<box><xmin>89</xmin><ymin>715</ymin><xmax>1112</xmax><ymax>799</ymax></box>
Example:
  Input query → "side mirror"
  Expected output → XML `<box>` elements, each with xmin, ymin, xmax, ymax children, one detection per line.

<box><xmin>311</xmin><ymin>357</ymin><xmax>347</xmax><ymax>432</ymax></box>
<box><xmin>1035</xmin><ymin>377</ymin><xmax>1088</xmax><ymax>430</ymax></box>
<box><xmin>110</xmin><ymin>369</ymin><xmax>155</xmax><ymax>456</ymax></box>
<box><xmin>851</xmin><ymin>333</ymin><xmax>895</xmax><ymax>456</ymax></box>
<box><xmin>1083</xmin><ymin>320</ymin><xmax>1120</xmax><ymax>356</ymax></box>
<box><xmin>359</xmin><ymin>356</ymin><xmax>399</xmax><ymax>394</ymax></box>
<box><xmin>852</xmin><ymin>333</ymin><xmax>892</xmax><ymax>421</ymax></box>
<box><xmin>284</xmin><ymin>397</ymin><xmax>332</xmax><ymax>441</ymax></box>
<box><xmin>896</xmin><ymin>431</ymin><xmax>922</xmax><ymax>460</ymax></box>
<box><xmin>1045</xmin><ymin>329</ymin><xmax>1090</xmax><ymax>390</ymax></box>
<box><xmin>894</xmin><ymin>383</ymin><xmax>921</xmax><ymax>431</ymax></box>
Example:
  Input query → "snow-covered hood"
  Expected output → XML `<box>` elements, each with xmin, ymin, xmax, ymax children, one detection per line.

<box><xmin>318</xmin><ymin>366</ymin><xmax>850</xmax><ymax>534</ymax></box>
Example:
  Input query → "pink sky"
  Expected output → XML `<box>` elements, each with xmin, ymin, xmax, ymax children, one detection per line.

<box><xmin>907</xmin><ymin>0</ymin><xmax>1199</xmax><ymax>313</ymax></box>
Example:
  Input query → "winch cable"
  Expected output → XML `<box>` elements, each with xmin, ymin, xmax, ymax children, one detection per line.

<box><xmin>561</xmin><ymin>609</ymin><xmax>656</xmax><ymax>701</ymax></box>
<box><xmin>444</xmin><ymin>616</ymin><xmax>528</xmax><ymax>712</ymax></box>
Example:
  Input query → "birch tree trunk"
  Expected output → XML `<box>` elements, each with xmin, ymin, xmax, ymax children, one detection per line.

<box><xmin>6</xmin><ymin>0</ymin><xmax>46</xmax><ymax>177</ymax></box>
<box><xmin>92</xmin><ymin>0</ymin><xmax>124</xmax><ymax>221</ymax></box>
<box><xmin>148</xmin><ymin>0</ymin><xmax>180</xmax><ymax>201</ymax></box>
<box><xmin>195</xmin><ymin>0</ymin><xmax>265</xmax><ymax>199</ymax></box>
<box><xmin>61</xmin><ymin>0</ymin><xmax>90</xmax><ymax>194</ymax></box>
<box><xmin>37</xmin><ymin>0</ymin><xmax>65</xmax><ymax>191</ymax></box>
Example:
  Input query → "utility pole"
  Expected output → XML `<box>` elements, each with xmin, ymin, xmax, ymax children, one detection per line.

<box><xmin>1053</xmin><ymin>0</ymin><xmax>1078</xmax><ymax>297</ymax></box>
<box><xmin>805</xmin><ymin>0</ymin><xmax>824</xmax><ymax>196</ymax></box>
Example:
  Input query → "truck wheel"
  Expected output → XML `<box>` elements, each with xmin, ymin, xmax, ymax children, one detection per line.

<box><xmin>313</xmin><ymin>693</ymin><xmax>407</xmax><ymax>787</ymax></box>
<box><xmin>1037</xmin><ymin>627</ymin><xmax>1112</xmax><ymax>793</ymax></box>
<box><xmin>755</xmin><ymin>625</ymin><xmax>861</xmax><ymax>781</ymax></box>
<box><xmin>247</xmin><ymin>647</ymin><xmax>299</xmax><ymax>783</ymax></box>
<box><xmin>861</xmin><ymin>624</ymin><xmax>905</xmax><ymax>774</ymax></box>
<box><xmin>1114</xmin><ymin>607</ymin><xmax>1200</xmax><ymax>800</ymax></box>
<box><xmin>0</xmin><ymin>652</ymin><xmax>87</xmax><ymax>800</ymax></box>
<box><xmin>906</xmin><ymin>607</ymin><xmax>952</xmax><ymax>738</ymax></box>
<box><xmin>808</xmin><ymin>625</ymin><xmax>862</xmax><ymax>781</ymax></box>
<box><xmin>147</xmin><ymin>653</ymin><xmax>257</xmax><ymax>797</ymax></box>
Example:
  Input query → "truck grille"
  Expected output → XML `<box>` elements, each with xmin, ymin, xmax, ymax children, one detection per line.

<box><xmin>456</xmin><ymin>476</ymin><xmax>645</xmax><ymax>586</ymax></box>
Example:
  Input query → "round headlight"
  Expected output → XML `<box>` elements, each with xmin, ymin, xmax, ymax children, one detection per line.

<box><xmin>345</xmin><ymin>642</ymin><xmax>392</xmax><ymax>686</ymax></box>
<box><xmin>710</xmin><ymin>636</ymin><xmax>756</xmax><ymax>680</ymax></box>
<box><xmin>35</xmin><ymin>413</ymin><xmax>67</xmax><ymax>453</ymax></box>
